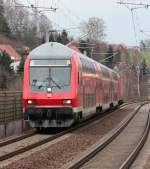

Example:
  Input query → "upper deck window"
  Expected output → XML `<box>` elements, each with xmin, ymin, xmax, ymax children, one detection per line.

<box><xmin>30</xmin><ymin>59</ymin><xmax>71</xmax><ymax>67</ymax></box>
<box><xmin>80</xmin><ymin>57</ymin><xmax>95</xmax><ymax>74</ymax></box>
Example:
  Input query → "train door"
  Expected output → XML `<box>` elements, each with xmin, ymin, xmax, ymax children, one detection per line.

<box><xmin>111</xmin><ymin>80</ymin><xmax>114</xmax><ymax>103</ymax></box>
<box><xmin>78</xmin><ymin>71</ymin><xmax>83</xmax><ymax>108</ymax></box>
<box><xmin>83</xmin><ymin>79</ymin><xmax>85</xmax><ymax>109</ymax></box>
<box><xmin>96</xmin><ymin>65</ymin><xmax>102</xmax><ymax>109</ymax></box>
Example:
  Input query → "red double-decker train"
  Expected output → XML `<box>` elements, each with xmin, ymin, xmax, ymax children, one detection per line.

<box><xmin>23</xmin><ymin>42</ymin><xmax>123</xmax><ymax>129</ymax></box>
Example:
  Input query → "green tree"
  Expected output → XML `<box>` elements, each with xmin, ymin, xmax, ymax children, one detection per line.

<box><xmin>141</xmin><ymin>59</ymin><xmax>148</xmax><ymax>76</ymax></box>
<box><xmin>0</xmin><ymin>51</ymin><xmax>13</xmax><ymax>90</ymax></box>
<box><xmin>60</xmin><ymin>30</ymin><xmax>69</xmax><ymax>45</ymax></box>
<box><xmin>0</xmin><ymin>0</ymin><xmax>11</xmax><ymax>35</ymax></box>
<box><xmin>49</xmin><ymin>33</ymin><xmax>55</xmax><ymax>42</ymax></box>
<box><xmin>0</xmin><ymin>73</ymin><xmax>7</xmax><ymax>90</ymax></box>
<box><xmin>78</xmin><ymin>39</ymin><xmax>91</xmax><ymax>57</ymax></box>
<box><xmin>140</xmin><ymin>40</ymin><xmax>146</xmax><ymax>51</ymax></box>
<box><xmin>18</xmin><ymin>55</ymin><xmax>26</xmax><ymax>74</ymax></box>
<box><xmin>48</xmin><ymin>30</ymin><xmax>70</xmax><ymax>44</ymax></box>
<box><xmin>57</xmin><ymin>33</ymin><xmax>62</xmax><ymax>43</ymax></box>
<box><xmin>0</xmin><ymin>51</ymin><xmax>13</xmax><ymax>72</ymax></box>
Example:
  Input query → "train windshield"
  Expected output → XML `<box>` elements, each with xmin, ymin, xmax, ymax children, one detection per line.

<box><xmin>29</xmin><ymin>60</ymin><xmax>71</xmax><ymax>92</ymax></box>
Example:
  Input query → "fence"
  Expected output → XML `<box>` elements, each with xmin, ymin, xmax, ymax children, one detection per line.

<box><xmin>0</xmin><ymin>91</ymin><xmax>22</xmax><ymax>124</ymax></box>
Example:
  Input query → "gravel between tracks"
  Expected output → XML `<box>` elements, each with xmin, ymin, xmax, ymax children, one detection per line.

<box><xmin>143</xmin><ymin>156</ymin><xmax>150</xmax><ymax>169</ymax></box>
<box><xmin>0</xmin><ymin>104</ymin><xmax>137</xmax><ymax>169</ymax></box>
<box><xmin>0</xmin><ymin>134</ymin><xmax>51</xmax><ymax>156</ymax></box>
<box><xmin>130</xmin><ymin>133</ymin><xmax>150</xmax><ymax>169</ymax></box>
<box><xmin>131</xmin><ymin>124</ymin><xmax>150</xmax><ymax>169</ymax></box>
<box><xmin>80</xmin><ymin>104</ymin><xmax>150</xmax><ymax>169</ymax></box>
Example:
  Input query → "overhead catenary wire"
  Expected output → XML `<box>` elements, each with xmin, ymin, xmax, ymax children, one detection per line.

<box><xmin>117</xmin><ymin>1</ymin><xmax>146</xmax><ymax>46</ymax></box>
<box><xmin>117</xmin><ymin>1</ymin><xmax>150</xmax><ymax>8</ymax></box>
<box><xmin>58</xmin><ymin>1</ymin><xmax>86</xmax><ymax>23</ymax></box>
<box><xmin>100</xmin><ymin>52</ymin><xmax>119</xmax><ymax>63</ymax></box>
<box><xmin>40</xmin><ymin>0</ymin><xmax>80</xmax><ymax>35</ymax></box>
<box><xmin>53</xmin><ymin>0</ymin><xmax>87</xmax><ymax>35</ymax></box>
<box><xmin>0</xmin><ymin>0</ymin><xmax>57</xmax><ymax>11</ymax></box>
<box><xmin>4</xmin><ymin>0</ymin><xmax>57</xmax><ymax>36</ymax></box>
<box><xmin>33</xmin><ymin>0</ymin><xmax>91</xmax><ymax>42</ymax></box>
<box><xmin>140</xmin><ymin>30</ymin><xmax>150</xmax><ymax>38</ymax></box>
<box><xmin>92</xmin><ymin>52</ymin><xmax>117</xmax><ymax>55</ymax></box>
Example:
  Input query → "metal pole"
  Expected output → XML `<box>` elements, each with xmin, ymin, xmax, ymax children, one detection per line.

<box><xmin>136</xmin><ymin>65</ymin><xmax>140</xmax><ymax>97</ymax></box>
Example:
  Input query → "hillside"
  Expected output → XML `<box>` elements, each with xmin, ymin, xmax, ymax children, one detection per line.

<box><xmin>0</xmin><ymin>34</ymin><xmax>25</xmax><ymax>49</ymax></box>
<box><xmin>141</xmin><ymin>51</ymin><xmax>150</xmax><ymax>64</ymax></box>
<box><xmin>0</xmin><ymin>34</ymin><xmax>42</xmax><ymax>51</ymax></box>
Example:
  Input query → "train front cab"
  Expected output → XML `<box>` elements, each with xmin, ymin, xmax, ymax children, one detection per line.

<box><xmin>23</xmin><ymin>51</ymin><xmax>80</xmax><ymax>128</ymax></box>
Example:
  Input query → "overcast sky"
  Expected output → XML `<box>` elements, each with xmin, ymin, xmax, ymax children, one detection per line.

<box><xmin>22</xmin><ymin>0</ymin><xmax>150</xmax><ymax>46</ymax></box>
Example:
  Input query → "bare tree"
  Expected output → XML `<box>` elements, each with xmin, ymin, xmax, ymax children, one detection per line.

<box><xmin>4</xmin><ymin>0</ymin><xmax>53</xmax><ymax>43</ymax></box>
<box><xmin>38</xmin><ymin>15</ymin><xmax>53</xmax><ymax>39</ymax></box>
<box><xmin>0</xmin><ymin>0</ymin><xmax>11</xmax><ymax>35</ymax></box>
<box><xmin>80</xmin><ymin>17</ymin><xmax>106</xmax><ymax>43</ymax></box>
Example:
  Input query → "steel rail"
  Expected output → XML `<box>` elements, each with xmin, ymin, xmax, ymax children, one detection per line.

<box><xmin>119</xmin><ymin>109</ymin><xmax>150</xmax><ymax>169</ymax></box>
<box><xmin>0</xmin><ymin>130</ymin><xmax>36</xmax><ymax>147</ymax></box>
<box><xmin>0</xmin><ymin>103</ymin><xmax>133</xmax><ymax>161</ymax></box>
<box><xmin>62</xmin><ymin>102</ymin><xmax>149</xmax><ymax>169</ymax></box>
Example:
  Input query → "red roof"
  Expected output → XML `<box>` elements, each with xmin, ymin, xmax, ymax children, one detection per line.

<box><xmin>0</xmin><ymin>44</ymin><xmax>21</xmax><ymax>61</ymax></box>
<box><xmin>99</xmin><ymin>42</ymin><xmax>108</xmax><ymax>49</ymax></box>
<box><xmin>110</xmin><ymin>44</ymin><xmax>126</xmax><ymax>51</ymax></box>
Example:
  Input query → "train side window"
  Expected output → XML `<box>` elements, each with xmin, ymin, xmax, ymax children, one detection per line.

<box><xmin>79</xmin><ymin>57</ymin><xmax>96</xmax><ymax>74</ymax></box>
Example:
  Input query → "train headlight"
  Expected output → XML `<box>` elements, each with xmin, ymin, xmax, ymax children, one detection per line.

<box><xmin>47</xmin><ymin>87</ymin><xmax>52</xmax><ymax>93</ymax></box>
<box><xmin>62</xmin><ymin>99</ymin><xmax>71</xmax><ymax>104</ymax></box>
<box><xmin>27</xmin><ymin>100</ymin><xmax>35</xmax><ymax>105</ymax></box>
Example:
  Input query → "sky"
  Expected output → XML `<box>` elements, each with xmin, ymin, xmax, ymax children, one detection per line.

<box><xmin>21</xmin><ymin>0</ymin><xmax>150</xmax><ymax>46</ymax></box>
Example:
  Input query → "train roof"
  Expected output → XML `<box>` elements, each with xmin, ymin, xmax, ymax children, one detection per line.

<box><xmin>79</xmin><ymin>52</ymin><xmax>118</xmax><ymax>75</ymax></box>
<box><xmin>100</xmin><ymin>63</ymin><xmax>117</xmax><ymax>74</ymax></box>
<box><xmin>30</xmin><ymin>42</ymin><xmax>73</xmax><ymax>59</ymax></box>
<box><xmin>29</xmin><ymin>42</ymin><xmax>118</xmax><ymax>75</ymax></box>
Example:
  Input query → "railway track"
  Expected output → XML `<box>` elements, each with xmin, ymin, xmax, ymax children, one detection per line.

<box><xmin>0</xmin><ymin>102</ymin><xmax>134</xmax><ymax>162</ymax></box>
<box><xmin>0</xmin><ymin>101</ymin><xmax>133</xmax><ymax>146</ymax></box>
<box><xmin>61</xmin><ymin>102</ymin><xmax>150</xmax><ymax>169</ymax></box>
<box><xmin>0</xmin><ymin>130</ymin><xmax>36</xmax><ymax>147</ymax></box>
<box><xmin>119</xmin><ymin>110</ymin><xmax>150</xmax><ymax>169</ymax></box>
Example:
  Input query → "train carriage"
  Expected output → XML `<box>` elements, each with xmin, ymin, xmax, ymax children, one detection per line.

<box><xmin>23</xmin><ymin>42</ymin><xmax>123</xmax><ymax>128</ymax></box>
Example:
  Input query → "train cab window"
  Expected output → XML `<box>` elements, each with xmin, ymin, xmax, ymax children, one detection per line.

<box><xmin>29</xmin><ymin>59</ymin><xmax>71</xmax><ymax>93</ymax></box>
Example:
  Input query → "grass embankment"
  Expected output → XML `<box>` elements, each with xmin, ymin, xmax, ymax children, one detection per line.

<box><xmin>141</xmin><ymin>51</ymin><xmax>150</xmax><ymax>64</ymax></box>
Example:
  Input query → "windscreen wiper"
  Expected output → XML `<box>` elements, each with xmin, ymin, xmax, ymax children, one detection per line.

<box><xmin>49</xmin><ymin>77</ymin><xmax>61</xmax><ymax>89</ymax></box>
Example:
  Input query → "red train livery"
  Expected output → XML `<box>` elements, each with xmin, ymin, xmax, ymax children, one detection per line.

<box><xmin>23</xmin><ymin>42</ymin><xmax>123</xmax><ymax>128</ymax></box>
